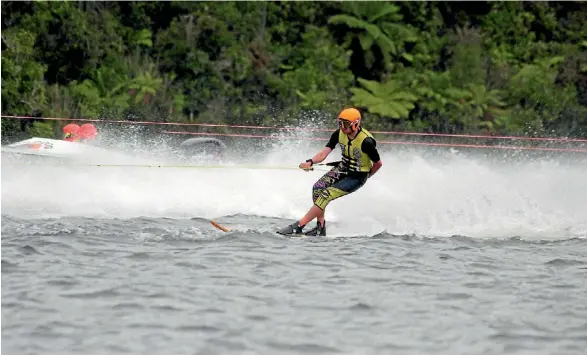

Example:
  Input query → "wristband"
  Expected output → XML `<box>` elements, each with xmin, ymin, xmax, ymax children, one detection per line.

<box><xmin>306</xmin><ymin>159</ymin><xmax>314</xmax><ymax>166</ymax></box>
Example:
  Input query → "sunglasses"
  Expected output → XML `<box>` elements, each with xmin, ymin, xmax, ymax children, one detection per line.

<box><xmin>338</xmin><ymin>119</ymin><xmax>357</xmax><ymax>129</ymax></box>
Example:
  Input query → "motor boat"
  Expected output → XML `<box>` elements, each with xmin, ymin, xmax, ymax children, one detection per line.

<box><xmin>1</xmin><ymin>137</ymin><xmax>139</xmax><ymax>164</ymax></box>
<box><xmin>1</xmin><ymin>136</ymin><xmax>228</xmax><ymax>166</ymax></box>
<box><xmin>177</xmin><ymin>137</ymin><xmax>227</xmax><ymax>163</ymax></box>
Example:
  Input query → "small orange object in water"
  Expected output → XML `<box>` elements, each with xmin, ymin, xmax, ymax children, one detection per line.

<box><xmin>210</xmin><ymin>220</ymin><xmax>230</xmax><ymax>232</ymax></box>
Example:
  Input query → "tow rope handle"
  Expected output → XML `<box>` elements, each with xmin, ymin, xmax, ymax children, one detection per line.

<box><xmin>301</xmin><ymin>161</ymin><xmax>340</xmax><ymax>171</ymax></box>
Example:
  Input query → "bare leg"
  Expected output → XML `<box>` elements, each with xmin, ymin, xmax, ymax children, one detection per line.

<box><xmin>316</xmin><ymin>208</ymin><xmax>325</xmax><ymax>226</ymax></box>
<box><xmin>298</xmin><ymin>205</ymin><xmax>325</xmax><ymax>227</ymax></box>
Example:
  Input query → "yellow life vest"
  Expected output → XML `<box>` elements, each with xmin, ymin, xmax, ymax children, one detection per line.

<box><xmin>338</xmin><ymin>128</ymin><xmax>374</xmax><ymax>173</ymax></box>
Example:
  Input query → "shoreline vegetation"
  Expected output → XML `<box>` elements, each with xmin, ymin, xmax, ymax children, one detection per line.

<box><xmin>2</xmin><ymin>2</ymin><xmax>586</xmax><ymax>143</ymax></box>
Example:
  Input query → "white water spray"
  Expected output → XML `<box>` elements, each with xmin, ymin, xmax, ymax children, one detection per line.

<box><xmin>2</xmin><ymin>136</ymin><xmax>586</xmax><ymax>240</ymax></box>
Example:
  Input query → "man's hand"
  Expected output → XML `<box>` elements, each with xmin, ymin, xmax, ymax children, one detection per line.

<box><xmin>299</xmin><ymin>161</ymin><xmax>313</xmax><ymax>170</ymax></box>
<box><xmin>299</xmin><ymin>147</ymin><xmax>332</xmax><ymax>171</ymax></box>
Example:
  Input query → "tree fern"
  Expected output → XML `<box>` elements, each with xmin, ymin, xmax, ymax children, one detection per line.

<box><xmin>350</xmin><ymin>78</ymin><xmax>418</xmax><ymax>118</ymax></box>
<box><xmin>328</xmin><ymin>2</ymin><xmax>417</xmax><ymax>68</ymax></box>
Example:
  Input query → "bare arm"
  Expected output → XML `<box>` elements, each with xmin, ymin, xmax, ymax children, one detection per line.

<box><xmin>299</xmin><ymin>147</ymin><xmax>332</xmax><ymax>170</ymax></box>
<box><xmin>299</xmin><ymin>130</ymin><xmax>338</xmax><ymax>170</ymax></box>
<box><xmin>369</xmin><ymin>160</ymin><xmax>383</xmax><ymax>178</ymax></box>
<box><xmin>310</xmin><ymin>147</ymin><xmax>332</xmax><ymax>164</ymax></box>
<box><xmin>361</xmin><ymin>137</ymin><xmax>382</xmax><ymax>178</ymax></box>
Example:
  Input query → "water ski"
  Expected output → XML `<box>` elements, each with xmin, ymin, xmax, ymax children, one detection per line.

<box><xmin>210</xmin><ymin>220</ymin><xmax>230</xmax><ymax>232</ymax></box>
<box><xmin>210</xmin><ymin>220</ymin><xmax>326</xmax><ymax>237</ymax></box>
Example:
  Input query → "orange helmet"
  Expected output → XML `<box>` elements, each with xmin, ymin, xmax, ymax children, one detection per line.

<box><xmin>63</xmin><ymin>123</ymin><xmax>81</xmax><ymax>142</ymax></box>
<box><xmin>337</xmin><ymin>108</ymin><xmax>361</xmax><ymax>130</ymax></box>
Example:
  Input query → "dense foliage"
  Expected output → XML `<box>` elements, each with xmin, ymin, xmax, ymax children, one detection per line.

<box><xmin>2</xmin><ymin>1</ymin><xmax>586</xmax><ymax>140</ymax></box>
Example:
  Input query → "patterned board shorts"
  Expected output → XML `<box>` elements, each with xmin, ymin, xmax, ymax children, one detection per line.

<box><xmin>312</xmin><ymin>166</ymin><xmax>368</xmax><ymax>210</ymax></box>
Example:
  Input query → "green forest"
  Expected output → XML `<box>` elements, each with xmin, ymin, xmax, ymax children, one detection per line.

<box><xmin>2</xmin><ymin>1</ymin><xmax>586</xmax><ymax>142</ymax></box>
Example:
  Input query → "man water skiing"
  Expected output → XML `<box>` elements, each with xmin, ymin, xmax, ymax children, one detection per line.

<box><xmin>277</xmin><ymin>108</ymin><xmax>383</xmax><ymax>236</ymax></box>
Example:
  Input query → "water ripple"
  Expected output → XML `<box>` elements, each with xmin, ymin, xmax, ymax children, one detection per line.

<box><xmin>2</xmin><ymin>215</ymin><xmax>586</xmax><ymax>355</ymax></box>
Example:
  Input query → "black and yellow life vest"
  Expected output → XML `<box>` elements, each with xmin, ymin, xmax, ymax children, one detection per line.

<box><xmin>338</xmin><ymin>128</ymin><xmax>374</xmax><ymax>173</ymax></box>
